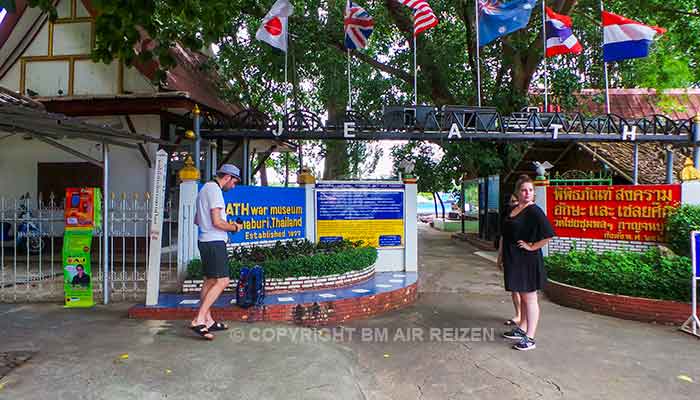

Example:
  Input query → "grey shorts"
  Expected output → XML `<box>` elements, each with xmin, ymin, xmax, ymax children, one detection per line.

<box><xmin>198</xmin><ymin>241</ymin><xmax>229</xmax><ymax>279</ymax></box>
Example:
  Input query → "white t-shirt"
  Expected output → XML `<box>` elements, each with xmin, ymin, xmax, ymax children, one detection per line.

<box><xmin>195</xmin><ymin>181</ymin><xmax>228</xmax><ymax>242</ymax></box>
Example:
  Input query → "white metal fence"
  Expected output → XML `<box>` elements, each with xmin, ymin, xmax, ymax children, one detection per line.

<box><xmin>0</xmin><ymin>192</ymin><xmax>177</xmax><ymax>302</ymax></box>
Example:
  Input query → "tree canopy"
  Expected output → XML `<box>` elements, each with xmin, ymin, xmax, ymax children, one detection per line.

<box><xmin>8</xmin><ymin>0</ymin><xmax>699</xmax><ymax>183</ymax></box>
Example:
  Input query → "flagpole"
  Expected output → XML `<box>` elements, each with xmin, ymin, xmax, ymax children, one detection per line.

<box><xmin>346</xmin><ymin>0</ymin><xmax>352</xmax><ymax>111</ymax></box>
<box><xmin>413</xmin><ymin>35</ymin><xmax>418</xmax><ymax>105</ymax></box>
<box><xmin>541</xmin><ymin>0</ymin><xmax>549</xmax><ymax>112</ymax></box>
<box><xmin>474</xmin><ymin>0</ymin><xmax>482</xmax><ymax>107</ymax></box>
<box><xmin>600</xmin><ymin>0</ymin><xmax>610</xmax><ymax>113</ymax></box>
<box><xmin>284</xmin><ymin>44</ymin><xmax>289</xmax><ymax>116</ymax></box>
<box><xmin>347</xmin><ymin>49</ymin><xmax>352</xmax><ymax>110</ymax></box>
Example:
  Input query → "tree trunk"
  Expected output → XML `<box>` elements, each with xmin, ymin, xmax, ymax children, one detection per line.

<box><xmin>437</xmin><ymin>192</ymin><xmax>445</xmax><ymax>219</ymax></box>
<box><xmin>259</xmin><ymin>162</ymin><xmax>268</xmax><ymax>186</ymax></box>
<box><xmin>432</xmin><ymin>192</ymin><xmax>439</xmax><ymax>218</ymax></box>
<box><xmin>323</xmin><ymin>141</ymin><xmax>349</xmax><ymax>180</ymax></box>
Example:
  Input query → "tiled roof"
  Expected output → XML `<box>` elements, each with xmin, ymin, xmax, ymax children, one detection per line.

<box><xmin>575</xmin><ymin>89</ymin><xmax>700</xmax><ymax>120</ymax></box>
<box><xmin>132</xmin><ymin>36</ymin><xmax>242</xmax><ymax>117</ymax></box>
<box><xmin>0</xmin><ymin>86</ymin><xmax>43</xmax><ymax>109</ymax></box>
<box><xmin>579</xmin><ymin>142</ymin><xmax>691</xmax><ymax>185</ymax></box>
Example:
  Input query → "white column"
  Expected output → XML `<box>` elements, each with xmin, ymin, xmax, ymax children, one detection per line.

<box><xmin>404</xmin><ymin>181</ymin><xmax>418</xmax><ymax>272</ymax></box>
<box><xmin>534</xmin><ymin>181</ymin><xmax>549</xmax><ymax>257</ymax></box>
<box><xmin>304</xmin><ymin>183</ymin><xmax>316</xmax><ymax>242</ymax></box>
<box><xmin>177</xmin><ymin>180</ymin><xmax>200</xmax><ymax>283</ymax></box>
<box><xmin>682</xmin><ymin>181</ymin><xmax>700</xmax><ymax>206</ymax></box>
<box><xmin>146</xmin><ymin>150</ymin><xmax>168</xmax><ymax>306</ymax></box>
<box><xmin>102</xmin><ymin>143</ymin><xmax>110</xmax><ymax>304</ymax></box>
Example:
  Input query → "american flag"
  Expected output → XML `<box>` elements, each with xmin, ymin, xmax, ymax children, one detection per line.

<box><xmin>344</xmin><ymin>1</ymin><xmax>374</xmax><ymax>50</ymax></box>
<box><xmin>397</xmin><ymin>0</ymin><xmax>439</xmax><ymax>36</ymax></box>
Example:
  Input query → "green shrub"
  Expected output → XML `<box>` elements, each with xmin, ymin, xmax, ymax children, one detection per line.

<box><xmin>665</xmin><ymin>205</ymin><xmax>700</xmax><ymax>257</ymax></box>
<box><xmin>186</xmin><ymin>240</ymin><xmax>377</xmax><ymax>280</ymax></box>
<box><xmin>545</xmin><ymin>247</ymin><xmax>692</xmax><ymax>302</ymax></box>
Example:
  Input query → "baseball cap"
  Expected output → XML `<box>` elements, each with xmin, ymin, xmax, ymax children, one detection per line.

<box><xmin>217</xmin><ymin>164</ymin><xmax>241</xmax><ymax>181</ymax></box>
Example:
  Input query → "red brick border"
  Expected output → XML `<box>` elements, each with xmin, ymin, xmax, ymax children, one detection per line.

<box><xmin>544</xmin><ymin>279</ymin><xmax>698</xmax><ymax>325</ymax></box>
<box><xmin>129</xmin><ymin>283</ymin><xmax>418</xmax><ymax>325</ymax></box>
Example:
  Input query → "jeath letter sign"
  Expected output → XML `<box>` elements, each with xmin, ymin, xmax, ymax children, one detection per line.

<box><xmin>546</xmin><ymin>185</ymin><xmax>681</xmax><ymax>242</ymax></box>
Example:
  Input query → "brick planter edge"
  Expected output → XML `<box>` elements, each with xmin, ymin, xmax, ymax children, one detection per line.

<box><xmin>129</xmin><ymin>282</ymin><xmax>418</xmax><ymax>325</ymax></box>
<box><xmin>544</xmin><ymin>279</ymin><xmax>698</xmax><ymax>325</ymax></box>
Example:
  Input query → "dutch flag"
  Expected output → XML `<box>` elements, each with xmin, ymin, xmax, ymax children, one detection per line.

<box><xmin>602</xmin><ymin>11</ymin><xmax>665</xmax><ymax>63</ymax></box>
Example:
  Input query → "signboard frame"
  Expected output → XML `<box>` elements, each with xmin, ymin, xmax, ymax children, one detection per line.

<box><xmin>546</xmin><ymin>184</ymin><xmax>682</xmax><ymax>243</ymax></box>
<box><xmin>680</xmin><ymin>231</ymin><xmax>700</xmax><ymax>337</ymax></box>
<box><xmin>221</xmin><ymin>185</ymin><xmax>307</xmax><ymax>246</ymax></box>
<box><xmin>314</xmin><ymin>183</ymin><xmax>406</xmax><ymax>249</ymax></box>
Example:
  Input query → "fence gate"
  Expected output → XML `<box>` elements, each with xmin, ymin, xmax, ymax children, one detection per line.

<box><xmin>0</xmin><ymin>192</ymin><xmax>177</xmax><ymax>302</ymax></box>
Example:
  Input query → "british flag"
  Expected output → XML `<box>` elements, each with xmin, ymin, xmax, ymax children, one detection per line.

<box><xmin>344</xmin><ymin>1</ymin><xmax>374</xmax><ymax>50</ymax></box>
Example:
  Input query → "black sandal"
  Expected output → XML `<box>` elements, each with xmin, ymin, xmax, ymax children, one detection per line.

<box><xmin>504</xmin><ymin>319</ymin><xmax>517</xmax><ymax>326</ymax></box>
<box><xmin>208</xmin><ymin>321</ymin><xmax>228</xmax><ymax>332</ymax></box>
<box><xmin>190</xmin><ymin>324</ymin><xmax>214</xmax><ymax>340</ymax></box>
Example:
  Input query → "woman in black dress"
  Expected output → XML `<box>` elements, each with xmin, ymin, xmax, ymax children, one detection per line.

<box><xmin>497</xmin><ymin>175</ymin><xmax>554</xmax><ymax>351</ymax></box>
<box><xmin>499</xmin><ymin>194</ymin><xmax>521</xmax><ymax>327</ymax></box>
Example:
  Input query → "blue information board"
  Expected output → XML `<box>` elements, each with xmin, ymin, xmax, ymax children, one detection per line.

<box><xmin>315</xmin><ymin>183</ymin><xmax>405</xmax><ymax>190</ymax></box>
<box><xmin>316</xmin><ymin>191</ymin><xmax>404</xmax><ymax>221</ymax></box>
<box><xmin>198</xmin><ymin>184</ymin><xmax>306</xmax><ymax>244</ymax></box>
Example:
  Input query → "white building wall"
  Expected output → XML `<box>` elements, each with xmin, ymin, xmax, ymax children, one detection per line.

<box><xmin>0</xmin><ymin>63</ymin><xmax>21</xmax><ymax>92</ymax></box>
<box><xmin>0</xmin><ymin>135</ymin><xmax>147</xmax><ymax>200</ymax></box>
<box><xmin>23</xmin><ymin>23</ymin><xmax>49</xmax><ymax>57</ymax></box>
<box><xmin>0</xmin><ymin>115</ymin><xmax>161</xmax><ymax>198</ymax></box>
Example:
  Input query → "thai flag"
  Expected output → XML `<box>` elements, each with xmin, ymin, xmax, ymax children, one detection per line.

<box><xmin>545</xmin><ymin>7</ymin><xmax>582</xmax><ymax>57</ymax></box>
<box><xmin>602</xmin><ymin>11</ymin><xmax>665</xmax><ymax>63</ymax></box>
<box><xmin>344</xmin><ymin>1</ymin><xmax>374</xmax><ymax>50</ymax></box>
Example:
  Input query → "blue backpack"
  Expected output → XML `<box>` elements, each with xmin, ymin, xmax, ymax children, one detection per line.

<box><xmin>236</xmin><ymin>265</ymin><xmax>265</xmax><ymax>308</ymax></box>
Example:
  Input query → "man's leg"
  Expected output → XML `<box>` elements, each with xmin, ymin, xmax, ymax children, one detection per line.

<box><xmin>194</xmin><ymin>277</ymin><xmax>230</xmax><ymax>326</ymax></box>
<box><xmin>192</xmin><ymin>278</ymin><xmax>216</xmax><ymax>327</ymax></box>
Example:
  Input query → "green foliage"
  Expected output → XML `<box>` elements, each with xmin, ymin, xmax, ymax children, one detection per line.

<box><xmin>545</xmin><ymin>247</ymin><xmax>692</xmax><ymax>302</ymax></box>
<box><xmin>665</xmin><ymin>205</ymin><xmax>700</xmax><ymax>257</ymax></box>
<box><xmin>390</xmin><ymin>141</ymin><xmax>454</xmax><ymax>193</ymax></box>
<box><xmin>16</xmin><ymin>0</ymin><xmax>699</xmax><ymax>180</ymax></box>
<box><xmin>550</xmin><ymin>66</ymin><xmax>583</xmax><ymax>111</ymax></box>
<box><xmin>186</xmin><ymin>239</ymin><xmax>377</xmax><ymax>280</ymax></box>
<box><xmin>390</xmin><ymin>140</ymin><xmax>526</xmax><ymax>191</ymax></box>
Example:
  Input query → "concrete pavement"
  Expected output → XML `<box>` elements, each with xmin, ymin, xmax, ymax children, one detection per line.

<box><xmin>0</xmin><ymin>224</ymin><xmax>698</xmax><ymax>399</ymax></box>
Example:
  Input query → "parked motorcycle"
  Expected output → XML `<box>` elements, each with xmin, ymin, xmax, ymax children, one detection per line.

<box><xmin>0</xmin><ymin>193</ymin><xmax>47</xmax><ymax>255</ymax></box>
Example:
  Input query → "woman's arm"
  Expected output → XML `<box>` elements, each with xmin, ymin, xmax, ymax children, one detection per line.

<box><xmin>517</xmin><ymin>237</ymin><xmax>552</xmax><ymax>252</ymax></box>
<box><xmin>497</xmin><ymin>237</ymin><xmax>503</xmax><ymax>270</ymax></box>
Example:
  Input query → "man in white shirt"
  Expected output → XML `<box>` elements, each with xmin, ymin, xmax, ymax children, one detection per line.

<box><xmin>190</xmin><ymin>164</ymin><xmax>244</xmax><ymax>340</ymax></box>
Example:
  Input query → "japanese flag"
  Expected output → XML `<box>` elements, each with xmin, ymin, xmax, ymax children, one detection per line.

<box><xmin>255</xmin><ymin>0</ymin><xmax>294</xmax><ymax>52</ymax></box>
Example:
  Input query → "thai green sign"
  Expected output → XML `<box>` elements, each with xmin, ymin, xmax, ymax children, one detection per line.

<box><xmin>63</xmin><ymin>228</ymin><xmax>94</xmax><ymax>307</ymax></box>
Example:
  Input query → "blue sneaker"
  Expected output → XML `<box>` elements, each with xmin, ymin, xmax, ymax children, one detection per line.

<box><xmin>513</xmin><ymin>336</ymin><xmax>536</xmax><ymax>351</ymax></box>
<box><xmin>502</xmin><ymin>327</ymin><xmax>526</xmax><ymax>340</ymax></box>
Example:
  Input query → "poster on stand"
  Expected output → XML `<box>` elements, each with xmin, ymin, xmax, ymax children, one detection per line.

<box><xmin>63</xmin><ymin>228</ymin><xmax>94</xmax><ymax>308</ymax></box>
<box><xmin>63</xmin><ymin>188</ymin><xmax>101</xmax><ymax>307</ymax></box>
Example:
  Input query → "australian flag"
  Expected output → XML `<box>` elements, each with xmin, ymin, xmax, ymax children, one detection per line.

<box><xmin>344</xmin><ymin>1</ymin><xmax>374</xmax><ymax>50</ymax></box>
<box><xmin>478</xmin><ymin>0</ymin><xmax>536</xmax><ymax>47</ymax></box>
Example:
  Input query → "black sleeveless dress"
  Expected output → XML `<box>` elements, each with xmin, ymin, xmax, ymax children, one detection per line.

<box><xmin>501</xmin><ymin>204</ymin><xmax>555</xmax><ymax>292</ymax></box>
